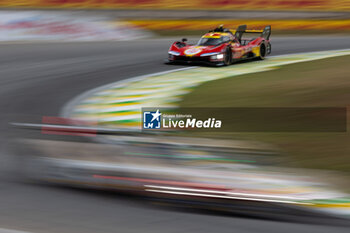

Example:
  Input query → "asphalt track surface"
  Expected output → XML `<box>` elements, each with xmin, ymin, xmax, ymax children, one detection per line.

<box><xmin>1</xmin><ymin>36</ymin><xmax>350</xmax><ymax>233</ymax></box>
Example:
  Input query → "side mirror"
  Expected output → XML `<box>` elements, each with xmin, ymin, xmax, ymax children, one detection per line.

<box><xmin>182</xmin><ymin>38</ymin><xmax>188</xmax><ymax>43</ymax></box>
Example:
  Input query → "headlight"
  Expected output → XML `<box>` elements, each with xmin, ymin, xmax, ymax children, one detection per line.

<box><xmin>210</xmin><ymin>53</ymin><xmax>224</xmax><ymax>60</ymax></box>
<box><xmin>216</xmin><ymin>54</ymin><xmax>224</xmax><ymax>59</ymax></box>
<box><xmin>168</xmin><ymin>51</ymin><xmax>180</xmax><ymax>56</ymax></box>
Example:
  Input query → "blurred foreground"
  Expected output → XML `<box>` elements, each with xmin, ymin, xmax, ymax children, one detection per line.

<box><xmin>10</xmin><ymin>117</ymin><xmax>350</xmax><ymax>221</ymax></box>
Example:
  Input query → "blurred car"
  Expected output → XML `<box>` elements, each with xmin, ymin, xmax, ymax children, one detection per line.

<box><xmin>15</xmin><ymin>130</ymin><xmax>349</xmax><ymax>220</ymax></box>
<box><xmin>167</xmin><ymin>25</ymin><xmax>271</xmax><ymax>66</ymax></box>
<box><xmin>12</xmin><ymin>120</ymin><xmax>350</xmax><ymax>220</ymax></box>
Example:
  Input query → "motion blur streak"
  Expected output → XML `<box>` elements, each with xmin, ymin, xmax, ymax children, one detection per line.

<box><xmin>41</xmin><ymin>116</ymin><xmax>97</xmax><ymax>136</ymax></box>
<box><xmin>144</xmin><ymin>185</ymin><xmax>309</xmax><ymax>200</ymax></box>
<box><xmin>144</xmin><ymin>189</ymin><xmax>303</xmax><ymax>205</ymax></box>
<box><xmin>0</xmin><ymin>11</ymin><xmax>149</xmax><ymax>42</ymax></box>
<box><xmin>1</xmin><ymin>0</ymin><xmax>349</xmax><ymax>11</ymax></box>
<box><xmin>93</xmin><ymin>175</ymin><xmax>228</xmax><ymax>190</ymax></box>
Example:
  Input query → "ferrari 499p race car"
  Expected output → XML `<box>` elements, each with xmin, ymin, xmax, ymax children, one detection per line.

<box><xmin>167</xmin><ymin>25</ymin><xmax>271</xmax><ymax>66</ymax></box>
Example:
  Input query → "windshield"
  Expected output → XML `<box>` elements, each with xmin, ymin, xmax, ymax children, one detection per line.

<box><xmin>197</xmin><ymin>37</ymin><xmax>223</xmax><ymax>46</ymax></box>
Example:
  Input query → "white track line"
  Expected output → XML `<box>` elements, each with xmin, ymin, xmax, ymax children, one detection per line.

<box><xmin>0</xmin><ymin>228</ymin><xmax>34</xmax><ymax>233</ymax></box>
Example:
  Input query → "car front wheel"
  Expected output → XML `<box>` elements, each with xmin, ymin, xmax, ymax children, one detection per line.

<box><xmin>223</xmin><ymin>48</ymin><xmax>232</xmax><ymax>66</ymax></box>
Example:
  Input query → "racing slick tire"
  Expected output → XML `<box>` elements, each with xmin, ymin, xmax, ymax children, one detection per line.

<box><xmin>258</xmin><ymin>43</ymin><xmax>267</xmax><ymax>60</ymax></box>
<box><xmin>223</xmin><ymin>47</ymin><xmax>232</xmax><ymax>66</ymax></box>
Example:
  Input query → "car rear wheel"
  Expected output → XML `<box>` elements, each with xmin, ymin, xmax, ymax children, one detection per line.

<box><xmin>223</xmin><ymin>48</ymin><xmax>232</xmax><ymax>66</ymax></box>
<box><xmin>258</xmin><ymin>44</ymin><xmax>266</xmax><ymax>60</ymax></box>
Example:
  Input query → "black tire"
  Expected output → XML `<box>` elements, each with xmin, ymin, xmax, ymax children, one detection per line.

<box><xmin>258</xmin><ymin>43</ymin><xmax>266</xmax><ymax>60</ymax></box>
<box><xmin>223</xmin><ymin>48</ymin><xmax>232</xmax><ymax>66</ymax></box>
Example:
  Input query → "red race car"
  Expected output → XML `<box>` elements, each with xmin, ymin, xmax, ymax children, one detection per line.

<box><xmin>167</xmin><ymin>25</ymin><xmax>271</xmax><ymax>66</ymax></box>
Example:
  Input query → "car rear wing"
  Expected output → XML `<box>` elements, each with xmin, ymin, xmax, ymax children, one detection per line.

<box><xmin>230</xmin><ymin>25</ymin><xmax>271</xmax><ymax>42</ymax></box>
<box><xmin>261</xmin><ymin>26</ymin><xmax>271</xmax><ymax>40</ymax></box>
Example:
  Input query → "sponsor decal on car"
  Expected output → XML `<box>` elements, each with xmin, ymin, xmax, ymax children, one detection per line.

<box><xmin>184</xmin><ymin>47</ymin><xmax>202</xmax><ymax>56</ymax></box>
